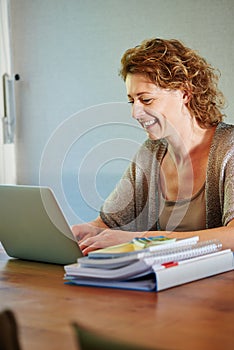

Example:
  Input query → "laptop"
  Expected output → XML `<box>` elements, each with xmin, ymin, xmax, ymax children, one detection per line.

<box><xmin>0</xmin><ymin>185</ymin><xmax>83</xmax><ymax>264</ymax></box>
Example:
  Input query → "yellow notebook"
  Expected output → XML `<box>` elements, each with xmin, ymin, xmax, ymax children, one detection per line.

<box><xmin>89</xmin><ymin>236</ymin><xmax>176</xmax><ymax>256</ymax></box>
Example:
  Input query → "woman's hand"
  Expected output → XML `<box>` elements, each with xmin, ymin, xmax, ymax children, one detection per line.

<box><xmin>71</xmin><ymin>216</ymin><xmax>109</xmax><ymax>243</ymax></box>
<box><xmin>71</xmin><ymin>222</ymin><xmax>104</xmax><ymax>242</ymax></box>
<box><xmin>78</xmin><ymin>229</ymin><xmax>138</xmax><ymax>255</ymax></box>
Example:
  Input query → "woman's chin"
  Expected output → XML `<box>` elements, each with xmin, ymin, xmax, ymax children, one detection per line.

<box><xmin>147</xmin><ymin>132</ymin><xmax>160</xmax><ymax>140</ymax></box>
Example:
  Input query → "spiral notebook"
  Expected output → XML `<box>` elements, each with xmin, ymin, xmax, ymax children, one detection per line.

<box><xmin>64</xmin><ymin>239</ymin><xmax>234</xmax><ymax>291</ymax></box>
<box><xmin>76</xmin><ymin>237</ymin><xmax>215</xmax><ymax>269</ymax></box>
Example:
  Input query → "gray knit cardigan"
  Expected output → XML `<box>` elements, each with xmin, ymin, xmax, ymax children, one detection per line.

<box><xmin>100</xmin><ymin>122</ymin><xmax>234</xmax><ymax>231</ymax></box>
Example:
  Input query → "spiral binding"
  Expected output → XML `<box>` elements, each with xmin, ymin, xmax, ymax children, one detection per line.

<box><xmin>143</xmin><ymin>240</ymin><xmax>222</xmax><ymax>266</ymax></box>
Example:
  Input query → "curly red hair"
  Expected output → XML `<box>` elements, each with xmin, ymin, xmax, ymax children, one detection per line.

<box><xmin>120</xmin><ymin>38</ymin><xmax>225</xmax><ymax>127</ymax></box>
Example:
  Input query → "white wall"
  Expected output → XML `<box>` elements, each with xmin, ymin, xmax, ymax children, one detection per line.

<box><xmin>0</xmin><ymin>0</ymin><xmax>16</xmax><ymax>183</ymax></box>
<box><xmin>9</xmin><ymin>0</ymin><xmax>234</xmax><ymax>223</ymax></box>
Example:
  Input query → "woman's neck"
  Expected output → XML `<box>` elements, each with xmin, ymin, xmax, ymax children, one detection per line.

<box><xmin>166</xmin><ymin>119</ymin><xmax>216</xmax><ymax>165</ymax></box>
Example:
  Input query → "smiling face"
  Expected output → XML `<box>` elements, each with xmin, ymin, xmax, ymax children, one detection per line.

<box><xmin>126</xmin><ymin>73</ymin><xmax>191</xmax><ymax>141</ymax></box>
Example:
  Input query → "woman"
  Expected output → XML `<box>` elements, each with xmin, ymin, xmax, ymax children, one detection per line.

<box><xmin>72</xmin><ymin>38</ymin><xmax>234</xmax><ymax>255</ymax></box>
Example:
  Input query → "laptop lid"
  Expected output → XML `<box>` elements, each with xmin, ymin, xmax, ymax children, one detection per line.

<box><xmin>0</xmin><ymin>185</ymin><xmax>83</xmax><ymax>264</ymax></box>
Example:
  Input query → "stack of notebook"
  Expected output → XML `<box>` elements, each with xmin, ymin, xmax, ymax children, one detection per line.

<box><xmin>64</xmin><ymin>236</ymin><xmax>234</xmax><ymax>292</ymax></box>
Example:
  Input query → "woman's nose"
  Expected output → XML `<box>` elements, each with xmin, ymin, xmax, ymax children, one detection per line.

<box><xmin>131</xmin><ymin>102</ymin><xmax>144</xmax><ymax>121</ymax></box>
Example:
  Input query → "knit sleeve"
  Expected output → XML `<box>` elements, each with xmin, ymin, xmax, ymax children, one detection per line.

<box><xmin>222</xmin><ymin>147</ymin><xmax>234</xmax><ymax>225</ymax></box>
<box><xmin>100</xmin><ymin>149</ymin><xmax>148</xmax><ymax>231</ymax></box>
<box><xmin>100</xmin><ymin>139</ymin><xmax>165</xmax><ymax>231</ymax></box>
<box><xmin>206</xmin><ymin>123</ymin><xmax>234</xmax><ymax>227</ymax></box>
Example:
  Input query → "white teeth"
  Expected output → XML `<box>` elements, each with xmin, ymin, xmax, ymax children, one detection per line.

<box><xmin>143</xmin><ymin>119</ymin><xmax>157</xmax><ymax>128</ymax></box>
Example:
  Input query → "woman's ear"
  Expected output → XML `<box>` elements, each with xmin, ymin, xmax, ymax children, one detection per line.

<box><xmin>182</xmin><ymin>84</ymin><xmax>192</xmax><ymax>104</ymax></box>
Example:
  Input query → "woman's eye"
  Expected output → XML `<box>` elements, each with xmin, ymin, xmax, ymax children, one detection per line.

<box><xmin>142</xmin><ymin>98</ymin><xmax>153</xmax><ymax>105</ymax></box>
<box><xmin>127</xmin><ymin>98</ymin><xmax>153</xmax><ymax>105</ymax></box>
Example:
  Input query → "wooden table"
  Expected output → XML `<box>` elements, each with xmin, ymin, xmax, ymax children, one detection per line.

<box><xmin>0</xmin><ymin>245</ymin><xmax>234</xmax><ymax>350</ymax></box>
